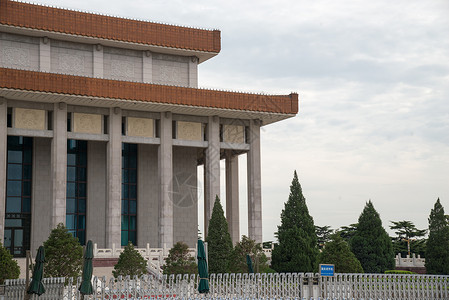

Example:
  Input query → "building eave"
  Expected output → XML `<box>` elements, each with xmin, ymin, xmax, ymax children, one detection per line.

<box><xmin>0</xmin><ymin>24</ymin><xmax>218</xmax><ymax>63</ymax></box>
<box><xmin>0</xmin><ymin>0</ymin><xmax>221</xmax><ymax>60</ymax></box>
<box><xmin>0</xmin><ymin>88</ymin><xmax>296</xmax><ymax>126</ymax></box>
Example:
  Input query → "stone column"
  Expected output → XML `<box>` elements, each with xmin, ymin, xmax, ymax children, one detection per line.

<box><xmin>226</xmin><ymin>151</ymin><xmax>240</xmax><ymax>245</ymax></box>
<box><xmin>0</xmin><ymin>98</ymin><xmax>7</xmax><ymax>243</ymax></box>
<box><xmin>204</xmin><ymin>116</ymin><xmax>220</xmax><ymax>237</ymax></box>
<box><xmin>188</xmin><ymin>57</ymin><xmax>198</xmax><ymax>88</ymax></box>
<box><xmin>93</xmin><ymin>44</ymin><xmax>104</xmax><ymax>78</ymax></box>
<box><xmin>39</xmin><ymin>37</ymin><xmax>50</xmax><ymax>72</ymax></box>
<box><xmin>105</xmin><ymin>107</ymin><xmax>122</xmax><ymax>247</ymax></box>
<box><xmin>247</xmin><ymin>119</ymin><xmax>262</xmax><ymax>244</ymax></box>
<box><xmin>51</xmin><ymin>102</ymin><xmax>67</xmax><ymax>228</ymax></box>
<box><xmin>158</xmin><ymin>112</ymin><xmax>173</xmax><ymax>248</ymax></box>
<box><xmin>142</xmin><ymin>51</ymin><xmax>153</xmax><ymax>83</ymax></box>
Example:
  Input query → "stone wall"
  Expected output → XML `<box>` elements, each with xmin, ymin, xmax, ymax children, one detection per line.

<box><xmin>0</xmin><ymin>32</ymin><xmax>194</xmax><ymax>87</ymax></box>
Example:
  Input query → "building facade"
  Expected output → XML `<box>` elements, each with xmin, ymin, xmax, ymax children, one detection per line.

<box><xmin>0</xmin><ymin>0</ymin><xmax>298</xmax><ymax>257</ymax></box>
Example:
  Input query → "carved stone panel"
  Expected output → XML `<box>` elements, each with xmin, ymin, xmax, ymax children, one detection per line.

<box><xmin>177</xmin><ymin>121</ymin><xmax>202</xmax><ymax>141</ymax></box>
<box><xmin>14</xmin><ymin>108</ymin><xmax>46</xmax><ymax>130</ymax></box>
<box><xmin>73</xmin><ymin>113</ymin><xmax>102</xmax><ymax>134</ymax></box>
<box><xmin>127</xmin><ymin>117</ymin><xmax>154</xmax><ymax>138</ymax></box>
<box><xmin>59</xmin><ymin>53</ymin><xmax>85</xmax><ymax>74</ymax></box>
<box><xmin>2</xmin><ymin>47</ymin><xmax>31</xmax><ymax>68</ymax></box>
<box><xmin>153</xmin><ymin>59</ymin><xmax>189</xmax><ymax>86</ymax></box>
<box><xmin>223</xmin><ymin>124</ymin><xmax>245</xmax><ymax>144</ymax></box>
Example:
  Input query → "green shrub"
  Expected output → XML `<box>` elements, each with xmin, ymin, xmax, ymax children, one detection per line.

<box><xmin>113</xmin><ymin>242</ymin><xmax>147</xmax><ymax>278</ymax></box>
<box><xmin>0</xmin><ymin>242</ymin><xmax>20</xmax><ymax>284</ymax></box>
<box><xmin>230</xmin><ymin>235</ymin><xmax>270</xmax><ymax>273</ymax></box>
<box><xmin>385</xmin><ymin>270</ymin><xmax>416</xmax><ymax>274</ymax></box>
<box><xmin>163</xmin><ymin>242</ymin><xmax>197</xmax><ymax>275</ymax></box>
<box><xmin>43</xmin><ymin>223</ymin><xmax>83</xmax><ymax>279</ymax></box>
<box><xmin>318</xmin><ymin>233</ymin><xmax>364</xmax><ymax>273</ymax></box>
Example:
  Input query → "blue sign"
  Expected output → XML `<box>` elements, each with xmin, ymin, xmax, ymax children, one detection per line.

<box><xmin>319</xmin><ymin>264</ymin><xmax>335</xmax><ymax>276</ymax></box>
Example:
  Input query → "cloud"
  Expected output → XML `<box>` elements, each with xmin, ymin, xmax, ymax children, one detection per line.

<box><xmin>34</xmin><ymin>0</ymin><xmax>449</xmax><ymax>241</ymax></box>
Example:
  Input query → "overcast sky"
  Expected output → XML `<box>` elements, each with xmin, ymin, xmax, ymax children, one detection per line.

<box><xmin>34</xmin><ymin>0</ymin><xmax>449</xmax><ymax>242</ymax></box>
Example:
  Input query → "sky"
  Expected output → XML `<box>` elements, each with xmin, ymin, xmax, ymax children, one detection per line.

<box><xmin>32</xmin><ymin>0</ymin><xmax>449</xmax><ymax>242</ymax></box>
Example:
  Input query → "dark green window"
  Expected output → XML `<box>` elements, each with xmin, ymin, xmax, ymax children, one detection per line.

<box><xmin>121</xmin><ymin>143</ymin><xmax>137</xmax><ymax>246</ymax></box>
<box><xmin>4</xmin><ymin>136</ymin><xmax>32</xmax><ymax>257</ymax></box>
<box><xmin>66</xmin><ymin>139</ymin><xmax>87</xmax><ymax>245</ymax></box>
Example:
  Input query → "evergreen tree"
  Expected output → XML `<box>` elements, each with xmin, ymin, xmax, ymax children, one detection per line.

<box><xmin>162</xmin><ymin>242</ymin><xmax>197</xmax><ymax>275</ymax></box>
<box><xmin>426</xmin><ymin>198</ymin><xmax>449</xmax><ymax>275</ymax></box>
<box><xmin>271</xmin><ymin>171</ymin><xmax>318</xmax><ymax>272</ymax></box>
<box><xmin>318</xmin><ymin>233</ymin><xmax>363</xmax><ymax>273</ymax></box>
<box><xmin>339</xmin><ymin>223</ymin><xmax>358</xmax><ymax>243</ymax></box>
<box><xmin>0</xmin><ymin>242</ymin><xmax>20</xmax><ymax>284</ymax></box>
<box><xmin>113</xmin><ymin>242</ymin><xmax>147</xmax><ymax>278</ymax></box>
<box><xmin>316</xmin><ymin>225</ymin><xmax>333</xmax><ymax>250</ymax></box>
<box><xmin>229</xmin><ymin>235</ymin><xmax>271</xmax><ymax>273</ymax></box>
<box><xmin>43</xmin><ymin>223</ymin><xmax>83</xmax><ymax>278</ymax></box>
<box><xmin>390</xmin><ymin>220</ymin><xmax>427</xmax><ymax>257</ymax></box>
<box><xmin>350</xmin><ymin>201</ymin><xmax>394</xmax><ymax>273</ymax></box>
<box><xmin>206</xmin><ymin>195</ymin><xmax>233</xmax><ymax>274</ymax></box>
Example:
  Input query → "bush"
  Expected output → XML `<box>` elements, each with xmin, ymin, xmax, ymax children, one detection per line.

<box><xmin>43</xmin><ymin>223</ymin><xmax>83</xmax><ymax>278</ymax></box>
<box><xmin>163</xmin><ymin>242</ymin><xmax>197</xmax><ymax>275</ymax></box>
<box><xmin>0</xmin><ymin>242</ymin><xmax>20</xmax><ymax>284</ymax></box>
<box><xmin>318</xmin><ymin>233</ymin><xmax>364</xmax><ymax>273</ymax></box>
<box><xmin>113</xmin><ymin>242</ymin><xmax>147</xmax><ymax>278</ymax></box>
<box><xmin>385</xmin><ymin>270</ymin><xmax>416</xmax><ymax>274</ymax></box>
<box><xmin>230</xmin><ymin>235</ymin><xmax>270</xmax><ymax>273</ymax></box>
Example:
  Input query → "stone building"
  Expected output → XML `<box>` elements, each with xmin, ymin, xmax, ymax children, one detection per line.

<box><xmin>0</xmin><ymin>0</ymin><xmax>298</xmax><ymax>257</ymax></box>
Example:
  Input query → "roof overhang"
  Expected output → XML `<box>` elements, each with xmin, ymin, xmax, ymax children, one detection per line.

<box><xmin>0</xmin><ymin>24</ymin><xmax>218</xmax><ymax>63</ymax></box>
<box><xmin>0</xmin><ymin>88</ymin><xmax>296</xmax><ymax>126</ymax></box>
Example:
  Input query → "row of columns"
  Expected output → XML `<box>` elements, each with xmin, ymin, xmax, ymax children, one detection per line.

<box><xmin>0</xmin><ymin>99</ymin><xmax>263</xmax><ymax>247</ymax></box>
<box><xmin>204</xmin><ymin>116</ymin><xmax>263</xmax><ymax>245</ymax></box>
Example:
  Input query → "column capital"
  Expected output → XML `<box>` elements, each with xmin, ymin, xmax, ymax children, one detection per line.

<box><xmin>113</xmin><ymin>107</ymin><xmax>121</xmax><ymax>115</ymax></box>
<box><xmin>164</xmin><ymin>111</ymin><xmax>172</xmax><ymax>119</ymax></box>
<box><xmin>58</xmin><ymin>102</ymin><xmax>66</xmax><ymax>110</ymax></box>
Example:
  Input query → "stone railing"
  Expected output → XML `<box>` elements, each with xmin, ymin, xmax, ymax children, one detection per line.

<box><xmin>94</xmin><ymin>243</ymin><xmax>196</xmax><ymax>277</ymax></box>
<box><xmin>395</xmin><ymin>253</ymin><xmax>426</xmax><ymax>268</ymax></box>
<box><xmin>93</xmin><ymin>243</ymin><xmax>198</xmax><ymax>277</ymax></box>
<box><xmin>94</xmin><ymin>243</ymin><xmax>196</xmax><ymax>261</ymax></box>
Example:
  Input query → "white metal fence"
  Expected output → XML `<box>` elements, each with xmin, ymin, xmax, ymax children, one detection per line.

<box><xmin>2</xmin><ymin>273</ymin><xmax>448</xmax><ymax>300</ymax></box>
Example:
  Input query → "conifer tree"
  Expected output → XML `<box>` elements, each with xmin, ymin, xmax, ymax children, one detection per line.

<box><xmin>229</xmin><ymin>235</ymin><xmax>270</xmax><ymax>273</ymax></box>
<box><xmin>43</xmin><ymin>223</ymin><xmax>83</xmax><ymax>278</ymax></box>
<box><xmin>163</xmin><ymin>242</ymin><xmax>197</xmax><ymax>275</ymax></box>
<box><xmin>390</xmin><ymin>220</ymin><xmax>427</xmax><ymax>257</ymax></box>
<box><xmin>206</xmin><ymin>196</ymin><xmax>233</xmax><ymax>274</ymax></box>
<box><xmin>271</xmin><ymin>171</ymin><xmax>318</xmax><ymax>272</ymax></box>
<box><xmin>113</xmin><ymin>242</ymin><xmax>147</xmax><ymax>278</ymax></box>
<box><xmin>0</xmin><ymin>242</ymin><xmax>20</xmax><ymax>284</ymax></box>
<box><xmin>350</xmin><ymin>201</ymin><xmax>394</xmax><ymax>273</ymax></box>
<box><xmin>425</xmin><ymin>198</ymin><xmax>449</xmax><ymax>275</ymax></box>
<box><xmin>319</xmin><ymin>233</ymin><xmax>363</xmax><ymax>273</ymax></box>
